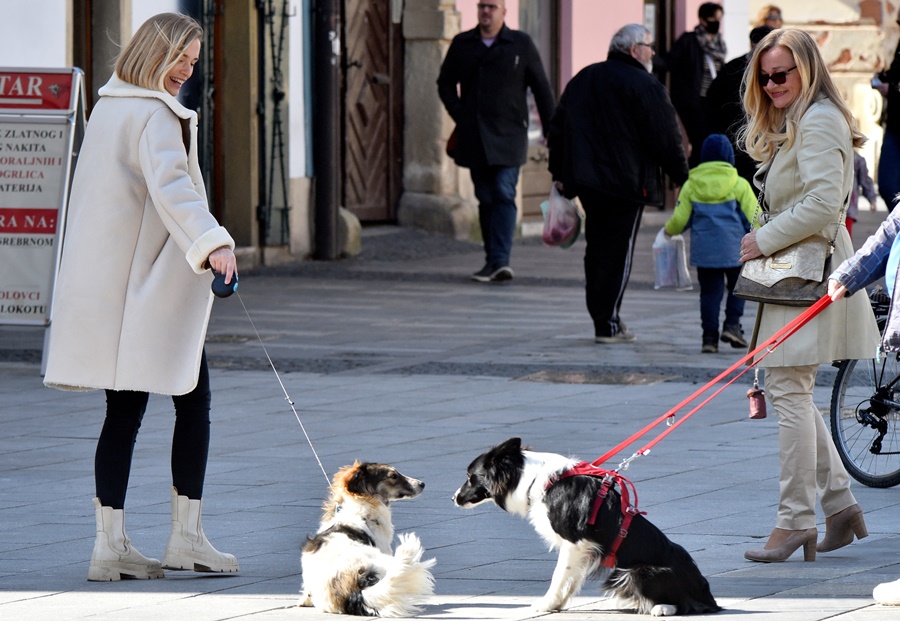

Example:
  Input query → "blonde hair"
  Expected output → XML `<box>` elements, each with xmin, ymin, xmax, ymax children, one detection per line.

<box><xmin>115</xmin><ymin>13</ymin><xmax>202</xmax><ymax>93</ymax></box>
<box><xmin>739</xmin><ymin>28</ymin><xmax>865</xmax><ymax>165</ymax></box>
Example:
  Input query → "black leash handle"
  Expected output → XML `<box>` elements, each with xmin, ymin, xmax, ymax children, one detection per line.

<box><xmin>211</xmin><ymin>269</ymin><xmax>238</xmax><ymax>298</ymax></box>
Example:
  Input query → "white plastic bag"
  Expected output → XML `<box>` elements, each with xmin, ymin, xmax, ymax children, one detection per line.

<box><xmin>540</xmin><ymin>185</ymin><xmax>583</xmax><ymax>248</ymax></box>
<box><xmin>653</xmin><ymin>228</ymin><xmax>693</xmax><ymax>291</ymax></box>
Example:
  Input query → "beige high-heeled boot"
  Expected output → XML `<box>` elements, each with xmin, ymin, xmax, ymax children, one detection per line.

<box><xmin>744</xmin><ymin>527</ymin><xmax>818</xmax><ymax>563</ymax></box>
<box><xmin>161</xmin><ymin>487</ymin><xmax>239</xmax><ymax>573</ymax></box>
<box><xmin>817</xmin><ymin>503</ymin><xmax>868</xmax><ymax>553</ymax></box>
<box><xmin>87</xmin><ymin>498</ymin><xmax>165</xmax><ymax>581</ymax></box>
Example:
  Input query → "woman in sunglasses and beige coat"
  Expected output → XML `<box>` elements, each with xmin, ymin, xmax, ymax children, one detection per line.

<box><xmin>44</xmin><ymin>13</ymin><xmax>239</xmax><ymax>580</ymax></box>
<box><xmin>737</xmin><ymin>29</ymin><xmax>879</xmax><ymax>563</ymax></box>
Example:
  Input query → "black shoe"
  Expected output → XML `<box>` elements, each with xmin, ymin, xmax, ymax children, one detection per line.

<box><xmin>472</xmin><ymin>265</ymin><xmax>514</xmax><ymax>283</ymax></box>
<box><xmin>595</xmin><ymin>322</ymin><xmax>636</xmax><ymax>344</ymax></box>
<box><xmin>490</xmin><ymin>266</ymin><xmax>514</xmax><ymax>282</ymax></box>
<box><xmin>702</xmin><ymin>330</ymin><xmax>719</xmax><ymax>353</ymax></box>
<box><xmin>721</xmin><ymin>324</ymin><xmax>748</xmax><ymax>348</ymax></box>
<box><xmin>471</xmin><ymin>265</ymin><xmax>493</xmax><ymax>282</ymax></box>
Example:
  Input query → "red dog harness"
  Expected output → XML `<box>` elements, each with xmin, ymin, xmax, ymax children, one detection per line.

<box><xmin>546</xmin><ymin>462</ymin><xmax>645</xmax><ymax>568</ymax></box>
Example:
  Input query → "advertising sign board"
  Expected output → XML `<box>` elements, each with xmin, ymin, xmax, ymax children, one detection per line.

<box><xmin>0</xmin><ymin>68</ymin><xmax>84</xmax><ymax>327</ymax></box>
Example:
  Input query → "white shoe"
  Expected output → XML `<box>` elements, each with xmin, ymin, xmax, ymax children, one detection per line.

<box><xmin>162</xmin><ymin>487</ymin><xmax>239</xmax><ymax>573</ymax></box>
<box><xmin>874</xmin><ymin>578</ymin><xmax>900</xmax><ymax>605</ymax></box>
<box><xmin>87</xmin><ymin>498</ymin><xmax>164</xmax><ymax>581</ymax></box>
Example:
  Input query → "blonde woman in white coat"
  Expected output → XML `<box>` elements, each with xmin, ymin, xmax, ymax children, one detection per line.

<box><xmin>44</xmin><ymin>13</ymin><xmax>239</xmax><ymax>581</ymax></box>
<box><xmin>737</xmin><ymin>29</ymin><xmax>880</xmax><ymax>563</ymax></box>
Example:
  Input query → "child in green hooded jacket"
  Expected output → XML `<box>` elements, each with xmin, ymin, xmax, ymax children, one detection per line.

<box><xmin>665</xmin><ymin>134</ymin><xmax>757</xmax><ymax>353</ymax></box>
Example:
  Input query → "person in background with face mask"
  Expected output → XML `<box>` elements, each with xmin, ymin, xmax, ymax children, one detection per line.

<box><xmin>656</xmin><ymin>2</ymin><xmax>726</xmax><ymax>167</ymax></box>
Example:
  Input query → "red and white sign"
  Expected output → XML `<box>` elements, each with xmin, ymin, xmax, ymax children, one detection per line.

<box><xmin>0</xmin><ymin>70</ymin><xmax>75</xmax><ymax>111</ymax></box>
<box><xmin>0</xmin><ymin>68</ymin><xmax>82</xmax><ymax>326</ymax></box>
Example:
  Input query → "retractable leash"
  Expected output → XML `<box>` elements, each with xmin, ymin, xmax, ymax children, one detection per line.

<box><xmin>211</xmin><ymin>270</ymin><xmax>331</xmax><ymax>486</ymax></box>
<box><xmin>593</xmin><ymin>294</ymin><xmax>834</xmax><ymax>472</ymax></box>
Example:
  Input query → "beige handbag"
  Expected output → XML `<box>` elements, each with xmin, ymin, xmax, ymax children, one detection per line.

<box><xmin>733</xmin><ymin>183</ymin><xmax>845</xmax><ymax>307</ymax></box>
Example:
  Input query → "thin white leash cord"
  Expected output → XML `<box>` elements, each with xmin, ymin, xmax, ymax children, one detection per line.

<box><xmin>235</xmin><ymin>291</ymin><xmax>331</xmax><ymax>486</ymax></box>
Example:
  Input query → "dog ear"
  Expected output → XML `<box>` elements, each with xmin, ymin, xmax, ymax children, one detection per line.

<box><xmin>500</xmin><ymin>437</ymin><xmax>522</xmax><ymax>452</ymax></box>
<box><xmin>345</xmin><ymin>462</ymin><xmax>373</xmax><ymax>495</ymax></box>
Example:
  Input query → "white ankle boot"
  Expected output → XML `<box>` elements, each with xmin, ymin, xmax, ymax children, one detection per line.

<box><xmin>874</xmin><ymin>578</ymin><xmax>900</xmax><ymax>605</ymax></box>
<box><xmin>87</xmin><ymin>498</ymin><xmax>165</xmax><ymax>581</ymax></box>
<box><xmin>162</xmin><ymin>487</ymin><xmax>239</xmax><ymax>572</ymax></box>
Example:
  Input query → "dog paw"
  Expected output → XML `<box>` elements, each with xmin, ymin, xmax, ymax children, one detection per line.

<box><xmin>530</xmin><ymin>598</ymin><xmax>563</xmax><ymax>613</ymax></box>
<box><xmin>650</xmin><ymin>604</ymin><xmax>677</xmax><ymax>617</ymax></box>
<box><xmin>298</xmin><ymin>592</ymin><xmax>313</xmax><ymax>607</ymax></box>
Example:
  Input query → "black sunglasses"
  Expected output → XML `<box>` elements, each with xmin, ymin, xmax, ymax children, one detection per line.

<box><xmin>759</xmin><ymin>66</ymin><xmax>797</xmax><ymax>86</ymax></box>
<box><xmin>635</xmin><ymin>42</ymin><xmax>656</xmax><ymax>51</ymax></box>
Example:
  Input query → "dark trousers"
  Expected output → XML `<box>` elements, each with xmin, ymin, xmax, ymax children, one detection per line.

<box><xmin>879</xmin><ymin>129</ymin><xmax>900</xmax><ymax>212</ymax></box>
<box><xmin>579</xmin><ymin>187</ymin><xmax>644</xmax><ymax>336</ymax></box>
<box><xmin>471</xmin><ymin>165</ymin><xmax>520</xmax><ymax>269</ymax></box>
<box><xmin>95</xmin><ymin>350</ymin><xmax>211</xmax><ymax>509</ymax></box>
<box><xmin>697</xmin><ymin>266</ymin><xmax>744</xmax><ymax>333</ymax></box>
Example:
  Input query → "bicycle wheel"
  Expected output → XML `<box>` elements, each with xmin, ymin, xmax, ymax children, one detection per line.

<box><xmin>830</xmin><ymin>356</ymin><xmax>900</xmax><ymax>488</ymax></box>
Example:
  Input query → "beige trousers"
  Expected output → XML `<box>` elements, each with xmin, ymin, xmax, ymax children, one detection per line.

<box><xmin>765</xmin><ymin>365</ymin><xmax>857</xmax><ymax>530</ymax></box>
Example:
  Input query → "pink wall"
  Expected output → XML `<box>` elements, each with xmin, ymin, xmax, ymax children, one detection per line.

<box><xmin>558</xmin><ymin>0</ymin><xmax>642</xmax><ymax>87</ymax></box>
<box><xmin>681</xmin><ymin>1</ymin><xmax>708</xmax><ymax>34</ymax></box>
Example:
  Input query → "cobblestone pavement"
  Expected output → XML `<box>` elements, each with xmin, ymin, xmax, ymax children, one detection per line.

<box><xmin>0</xmin><ymin>208</ymin><xmax>897</xmax><ymax>620</ymax></box>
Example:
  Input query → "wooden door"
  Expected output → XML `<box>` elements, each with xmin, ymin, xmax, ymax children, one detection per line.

<box><xmin>343</xmin><ymin>0</ymin><xmax>403</xmax><ymax>221</ymax></box>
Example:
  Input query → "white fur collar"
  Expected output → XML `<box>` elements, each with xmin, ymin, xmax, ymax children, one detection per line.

<box><xmin>98</xmin><ymin>74</ymin><xmax>194</xmax><ymax>120</ymax></box>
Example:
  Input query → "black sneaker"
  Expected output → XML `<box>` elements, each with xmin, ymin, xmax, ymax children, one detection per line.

<box><xmin>472</xmin><ymin>265</ymin><xmax>514</xmax><ymax>283</ymax></box>
<box><xmin>721</xmin><ymin>325</ymin><xmax>748</xmax><ymax>348</ymax></box>
<box><xmin>595</xmin><ymin>323</ymin><xmax>636</xmax><ymax>344</ymax></box>
<box><xmin>702</xmin><ymin>330</ymin><xmax>719</xmax><ymax>353</ymax></box>
<box><xmin>471</xmin><ymin>265</ymin><xmax>493</xmax><ymax>282</ymax></box>
<box><xmin>490</xmin><ymin>266</ymin><xmax>514</xmax><ymax>282</ymax></box>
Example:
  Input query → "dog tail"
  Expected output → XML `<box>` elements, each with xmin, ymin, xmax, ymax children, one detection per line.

<box><xmin>351</xmin><ymin>533</ymin><xmax>436</xmax><ymax>617</ymax></box>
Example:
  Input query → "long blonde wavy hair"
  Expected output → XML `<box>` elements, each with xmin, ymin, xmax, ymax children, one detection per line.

<box><xmin>115</xmin><ymin>13</ymin><xmax>202</xmax><ymax>94</ymax></box>
<box><xmin>739</xmin><ymin>28</ymin><xmax>865</xmax><ymax>166</ymax></box>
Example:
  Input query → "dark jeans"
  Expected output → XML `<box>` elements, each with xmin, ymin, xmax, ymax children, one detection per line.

<box><xmin>697</xmin><ymin>266</ymin><xmax>744</xmax><ymax>333</ymax></box>
<box><xmin>578</xmin><ymin>187</ymin><xmax>644</xmax><ymax>336</ymax></box>
<box><xmin>879</xmin><ymin>129</ymin><xmax>900</xmax><ymax>212</ymax></box>
<box><xmin>95</xmin><ymin>351</ymin><xmax>211</xmax><ymax>509</ymax></box>
<box><xmin>470</xmin><ymin>165</ymin><xmax>520</xmax><ymax>269</ymax></box>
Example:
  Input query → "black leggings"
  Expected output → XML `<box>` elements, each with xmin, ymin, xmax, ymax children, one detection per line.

<box><xmin>95</xmin><ymin>351</ymin><xmax>211</xmax><ymax>509</ymax></box>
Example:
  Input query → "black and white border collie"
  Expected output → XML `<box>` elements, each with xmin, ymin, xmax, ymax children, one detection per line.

<box><xmin>453</xmin><ymin>438</ymin><xmax>721</xmax><ymax>617</ymax></box>
<box><xmin>300</xmin><ymin>462</ymin><xmax>435</xmax><ymax>617</ymax></box>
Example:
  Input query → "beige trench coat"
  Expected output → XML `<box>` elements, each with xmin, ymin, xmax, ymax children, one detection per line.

<box><xmin>44</xmin><ymin>76</ymin><xmax>234</xmax><ymax>395</ymax></box>
<box><xmin>751</xmin><ymin>97</ymin><xmax>879</xmax><ymax>367</ymax></box>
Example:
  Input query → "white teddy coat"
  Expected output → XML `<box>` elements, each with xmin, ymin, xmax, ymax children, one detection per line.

<box><xmin>44</xmin><ymin>75</ymin><xmax>234</xmax><ymax>395</ymax></box>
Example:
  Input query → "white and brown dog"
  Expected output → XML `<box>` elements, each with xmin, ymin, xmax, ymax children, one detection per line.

<box><xmin>300</xmin><ymin>462</ymin><xmax>435</xmax><ymax>617</ymax></box>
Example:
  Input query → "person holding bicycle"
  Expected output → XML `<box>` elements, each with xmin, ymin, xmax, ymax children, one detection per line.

<box><xmin>737</xmin><ymin>29</ymin><xmax>880</xmax><ymax>563</ymax></box>
<box><xmin>829</xmin><ymin>195</ymin><xmax>900</xmax><ymax>606</ymax></box>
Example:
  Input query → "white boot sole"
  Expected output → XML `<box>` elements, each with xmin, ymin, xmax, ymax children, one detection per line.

<box><xmin>88</xmin><ymin>560</ymin><xmax>165</xmax><ymax>581</ymax></box>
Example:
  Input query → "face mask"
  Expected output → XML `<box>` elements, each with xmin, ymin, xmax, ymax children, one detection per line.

<box><xmin>704</xmin><ymin>20</ymin><xmax>720</xmax><ymax>35</ymax></box>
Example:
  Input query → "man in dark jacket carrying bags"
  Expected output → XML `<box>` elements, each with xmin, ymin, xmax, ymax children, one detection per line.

<box><xmin>437</xmin><ymin>0</ymin><xmax>555</xmax><ymax>282</ymax></box>
<box><xmin>548</xmin><ymin>24</ymin><xmax>689</xmax><ymax>343</ymax></box>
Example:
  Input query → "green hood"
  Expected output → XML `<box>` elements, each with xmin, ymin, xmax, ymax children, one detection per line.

<box><xmin>688</xmin><ymin>161</ymin><xmax>740</xmax><ymax>202</ymax></box>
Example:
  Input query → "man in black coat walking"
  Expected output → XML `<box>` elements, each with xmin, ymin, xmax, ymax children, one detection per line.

<box><xmin>548</xmin><ymin>24</ymin><xmax>689</xmax><ymax>343</ymax></box>
<box><xmin>437</xmin><ymin>0</ymin><xmax>555</xmax><ymax>282</ymax></box>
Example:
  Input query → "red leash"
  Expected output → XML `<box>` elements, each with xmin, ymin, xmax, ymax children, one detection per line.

<box><xmin>593</xmin><ymin>294</ymin><xmax>833</xmax><ymax>470</ymax></box>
